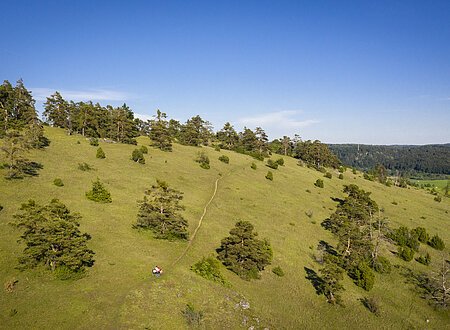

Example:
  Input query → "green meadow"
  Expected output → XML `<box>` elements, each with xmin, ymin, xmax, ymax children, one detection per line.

<box><xmin>412</xmin><ymin>179</ymin><xmax>448</xmax><ymax>193</ymax></box>
<box><xmin>1</xmin><ymin>127</ymin><xmax>449</xmax><ymax>329</ymax></box>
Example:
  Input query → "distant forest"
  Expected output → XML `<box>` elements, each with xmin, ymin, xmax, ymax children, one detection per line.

<box><xmin>328</xmin><ymin>144</ymin><xmax>450</xmax><ymax>177</ymax></box>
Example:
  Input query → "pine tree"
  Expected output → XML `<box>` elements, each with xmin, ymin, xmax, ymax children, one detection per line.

<box><xmin>319</xmin><ymin>257</ymin><xmax>345</xmax><ymax>304</ymax></box>
<box><xmin>0</xmin><ymin>130</ymin><xmax>29</xmax><ymax>179</ymax></box>
<box><xmin>294</xmin><ymin>140</ymin><xmax>340</xmax><ymax>169</ymax></box>
<box><xmin>255</xmin><ymin>127</ymin><xmax>269</xmax><ymax>156</ymax></box>
<box><xmin>281</xmin><ymin>136</ymin><xmax>292</xmax><ymax>156</ymax></box>
<box><xmin>108</xmin><ymin>103</ymin><xmax>138</xmax><ymax>144</ymax></box>
<box><xmin>239</xmin><ymin>127</ymin><xmax>258</xmax><ymax>153</ymax></box>
<box><xmin>217</xmin><ymin>122</ymin><xmax>239</xmax><ymax>150</ymax></box>
<box><xmin>0</xmin><ymin>80</ymin><xmax>44</xmax><ymax>142</ymax></box>
<box><xmin>179</xmin><ymin>115</ymin><xmax>212</xmax><ymax>146</ymax></box>
<box><xmin>135</xmin><ymin>180</ymin><xmax>188</xmax><ymax>240</ymax></box>
<box><xmin>216</xmin><ymin>221</ymin><xmax>272</xmax><ymax>280</ymax></box>
<box><xmin>96</xmin><ymin>147</ymin><xmax>106</xmax><ymax>159</ymax></box>
<box><xmin>43</xmin><ymin>91</ymin><xmax>71</xmax><ymax>129</ymax></box>
<box><xmin>328</xmin><ymin>184</ymin><xmax>378</xmax><ymax>268</ymax></box>
<box><xmin>11</xmin><ymin>199</ymin><xmax>95</xmax><ymax>272</ymax></box>
<box><xmin>149</xmin><ymin>109</ymin><xmax>172</xmax><ymax>151</ymax></box>
<box><xmin>85</xmin><ymin>178</ymin><xmax>112</xmax><ymax>203</ymax></box>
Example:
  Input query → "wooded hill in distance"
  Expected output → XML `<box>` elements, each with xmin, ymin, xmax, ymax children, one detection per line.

<box><xmin>329</xmin><ymin>144</ymin><xmax>450</xmax><ymax>178</ymax></box>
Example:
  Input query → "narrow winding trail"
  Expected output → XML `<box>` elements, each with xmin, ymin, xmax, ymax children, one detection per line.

<box><xmin>171</xmin><ymin>175</ymin><xmax>222</xmax><ymax>266</ymax></box>
<box><xmin>112</xmin><ymin>173</ymin><xmax>226</xmax><ymax>327</ymax></box>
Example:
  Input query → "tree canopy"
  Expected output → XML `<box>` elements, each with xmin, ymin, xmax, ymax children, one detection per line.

<box><xmin>135</xmin><ymin>180</ymin><xmax>188</xmax><ymax>240</ymax></box>
<box><xmin>216</xmin><ymin>221</ymin><xmax>272</xmax><ymax>280</ymax></box>
<box><xmin>11</xmin><ymin>199</ymin><xmax>95</xmax><ymax>273</ymax></box>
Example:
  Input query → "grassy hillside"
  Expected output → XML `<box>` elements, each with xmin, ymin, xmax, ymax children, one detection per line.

<box><xmin>1</xmin><ymin>127</ymin><xmax>449</xmax><ymax>329</ymax></box>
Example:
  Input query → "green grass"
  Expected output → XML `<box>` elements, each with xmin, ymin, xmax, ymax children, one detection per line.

<box><xmin>412</xmin><ymin>179</ymin><xmax>448</xmax><ymax>193</ymax></box>
<box><xmin>0</xmin><ymin>127</ymin><xmax>449</xmax><ymax>329</ymax></box>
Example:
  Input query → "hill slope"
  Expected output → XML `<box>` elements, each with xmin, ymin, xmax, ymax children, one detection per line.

<box><xmin>1</xmin><ymin>127</ymin><xmax>449</xmax><ymax>329</ymax></box>
<box><xmin>328</xmin><ymin>143</ymin><xmax>450</xmax><ymax>176</ymax></box>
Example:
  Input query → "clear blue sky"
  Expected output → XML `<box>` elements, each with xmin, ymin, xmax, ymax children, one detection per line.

<box><xmin>1</xmin><ymin>0</ymin><xmax>449</xmax><ymax>144</ymax></box>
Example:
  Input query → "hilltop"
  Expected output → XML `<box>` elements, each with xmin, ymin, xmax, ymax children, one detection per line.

<box><xmin>1</xmin><ymin>127</ymin><xmax>449</xmax><ymax>329</ymax></box>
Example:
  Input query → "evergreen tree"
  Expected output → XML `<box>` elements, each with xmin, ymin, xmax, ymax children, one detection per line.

<box><xmin>216</xmin><ymin>221</ymin><xmax>272</xmax><ymax>280</ymax></box>
<box><xmin>294</xmin><ymin>140</ymin><xmax>341</xmax><ymax>169</ymax></box>
<box><xmin>0</xmin><ymin>80</ymin><xmax>44</xmax><ymax>143</ymax></box>
<box><xmin>85</xmin><ymin>178</ymin><xmax>112</xmax><ymax>203</ymax></box>
<box><xmin>0</xmin><ymin>80</ymin><xmax>15</xmax><ymax>136</ymax></box>
<box><xmin>11</xmin><ymin>199</ymin><xmax>95</xmax><ymax>272</ymax></box>
<box><xmin>238</xmin><ymin>127</ymin><xmax>258</xmax><ymax>153</ymax></box>
<box><xmin>43</xmin><ymin>91</ymin><xmax>71</xmax><ymax>130</ymax></box>
<box><xmin>168</xmin><ymin>119</ymin><xmax>181</xmax><ymax>140</ymax></box>
<box><xmin>96</xmin><ymin>147</ymin><xmax>106</xmax><ymax>159</ymax></box>
<box><xmin>0</xmin><ymin>130</ymin><xmax>29</xmax><ymax>179</ymax></box>
<box><xmin>255</xmin><ymin>127</ymin><xmax>269</xmax><ymax>156</ymax></box>
<box><xmin>109</xmin><ymin>103</ymin><xmax>138</xmax><ymax>144</ymax></box>
<box><xmin>179</xmin><ymin>115</ymin><xmax>212</xmax><ymax>146</ymax></box>
<box><xmin>281</xmin><ymin>136</ymin><xmax>292</xmax><ymax>156</ymax></box>
<box><xmin>328</xmin><ymin>185</ymin><xmax>378</xmax><ymax>264</ymax></box>
<box><xmin>372</xmin><ymin>164</ymin><xmax>388</xmax><ymax>184</ymax></box>
<box><xmin>217</xmin><ymin>122</ymin><xmax>239</xmax><ymax>150</ymax></box>
<box><xmin>319</xmin><ymin>257</ymin><xmax>345</xmax><ymax>304</ymax></box>
<box><xmin>135</xmin><ymin>180</ymin><xmax>188</xmax><ymax>240</ymax></box>
<box><xmin>149</xmin><ymin>109</ymin><xmax>172</xmax><ymax>151</ymax></box>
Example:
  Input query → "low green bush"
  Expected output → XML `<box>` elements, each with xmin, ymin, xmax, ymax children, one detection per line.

<box><xmin>411</xmin><ymin>227</ymin><xmax>429</xmax><ymax>243</ymax></box>
<box><xmin>218</xmin><ymin>155</ymin><xmax>229</xmax><ymax>164</ymax></box>
<box><xmin>416</xmin><ymin>253</ymin><xmax>431</xmax><ymax>266</ymax></box>
<box><xmin>428</xmin><ymin>235</ymin><xmax>445</xmax><ymax>250</ymax></box>
<box><xmin>398</xmin><ymin>246</ymin><xmax>414</xmax><ymax>261</ymax></box>
<box><xmin>53</xmin><ymin>178</ymin><xmax>64</xmax><ymax>187</ymax></box>
<box><xmin>191</xmin><ymin>256</ymin><xmax>229</xmax><ymax>286</ymax></box>
<box><xmin>272</xmin><ymin>266</ymin><xmax>285</xmax><ymax>277</ymax></box>
<box><xmin>78</xmin><ymin>162</ymin><xmax>94</xmax><ymax>171</ymax></box>
<box><xmin>195</xmin><ymin>152</ymin><xmax>210</xmax><ymax>169</ymax></box>
<box><xmin>96</xmin><ymin>147</ymin><xmax>106</xmax><ymax>159</ymax></box>
<box><xmin>324</xmin><ymin>172</ymin><xmax>332</xmax><ymax>179</ymax></box>
<box><xmin>131</xmin><ymin>149</ymin><xmax>145</xmax><ymax>164</ymax></box>
<box><xmin>314</xmin><ymin>179</ymin><xmax>324</xmax><ymax>188</ymax></box>
<box><xmin>338</xmin><ymin>174</ymin><xmax>344</xmax><ymax>180</ymax></box>
<box><xmin>372</xmin><ymin>256</ymin><xmax>391</xmax><ymax>274</ymax></box>
<box><xmin>266</xmin><ymin>159</ymin><xmax>278</xmax><ymax>169</ymax></box>
<box><xmin>251</xmin><ymin>162</ymin><xmax>257</xmax><ymax>170</ymax></box>
<box><xmin>265</xmin><ymin>171</ymin><xmax>273</xmax><ymax>181</ymax></box>
<box><xmin>276</xmin><ymin>158</ymin><xmax>284</xmax><ymax>166</ymax></box>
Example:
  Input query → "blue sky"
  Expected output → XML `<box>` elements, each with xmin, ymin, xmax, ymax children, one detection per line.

<box><xmin>1</xmin><ymin>0</ymin><xmax>449</xmax><ymax>144</ymax></box>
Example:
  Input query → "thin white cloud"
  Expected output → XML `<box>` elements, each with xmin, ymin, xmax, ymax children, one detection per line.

<box><xmin>239</xmin><ymin>110</ymin><xmax>318</xmax><ymax>128</ymax></box>
<box><xmin>31</xmin><ymin>88</ymin><xmax>130</xmax><ymax>102</ymax></box>
<box><xmin>134</xmin><ymin>113</ymin><xmax>154</xmax><ymax>121</ymax></box>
